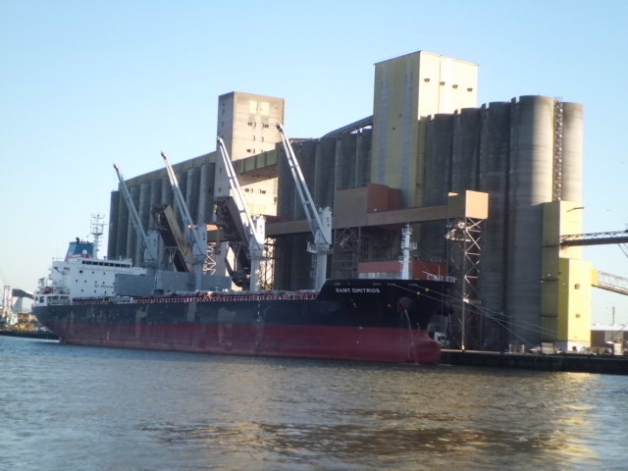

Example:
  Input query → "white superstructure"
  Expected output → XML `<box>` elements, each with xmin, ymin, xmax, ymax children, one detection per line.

<box><xmin>34</xmin><ymin>239</ymin><xmax>145</xmax><ymax>306</ymax></box>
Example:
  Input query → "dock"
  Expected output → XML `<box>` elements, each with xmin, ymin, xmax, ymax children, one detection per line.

<box><xmin>0</xmin><ymin>330</ymin><xmax>59</xmax><ymax>340</ymax></box>
<box><xmin>1</xmin><ymin>330</ymin><xmax>626</xmax><ymax>374</ymax></box>
<box><xmin>440</xmin><ymin>349</ymin><xmax>628</xmax><ymax>375</ymax></box>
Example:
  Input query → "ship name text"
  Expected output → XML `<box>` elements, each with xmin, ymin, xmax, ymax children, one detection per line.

<box><xmin>335</xmin><ymin>287</ymin><xmax>381</xmax><ymax>294</ymax></box>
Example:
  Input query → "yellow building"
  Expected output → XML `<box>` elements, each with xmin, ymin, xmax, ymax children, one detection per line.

<box><xmin>371</xmin><ymin>51</ymin><xmax>478</xmax><ymax>206</ymax></box>
<box><xmin>542</xmin><ymin>202</ymin><xmax>591</xmax><ymax>351</ymax></box>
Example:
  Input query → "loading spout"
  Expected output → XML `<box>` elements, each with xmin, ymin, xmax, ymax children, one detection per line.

<box><xmin>161</xmin><ymin>152</ymin><xmax>208</xmax><ymax>291</ymax></box>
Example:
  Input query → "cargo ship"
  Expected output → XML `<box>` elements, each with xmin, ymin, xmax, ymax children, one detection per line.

<box><xmin>32</xmin><ymin>237</ymin><xmax>453</xmax><ymax>365</ymax></box>
<box><xmin>33</xmin><ymin>130</ymin><xmax>453</xmax><ymax>364</ymax></box>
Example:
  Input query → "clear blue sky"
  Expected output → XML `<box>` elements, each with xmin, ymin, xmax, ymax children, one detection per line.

<box><xmin>1</xmin><ymin>0</ymin><xmax>627</xmax><ymax>324</ymax></box>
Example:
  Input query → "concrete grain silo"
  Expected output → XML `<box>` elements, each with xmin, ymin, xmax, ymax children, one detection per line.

<box><xmin>315</xmin><ymin>138</ymin><xmax>337</xmax><ymax>209</ymax></box>
<box><xmin>424</xmin><ymin>113</ymin><xmax>454</xmax><ymax>206</ymax></box>
<box><xmin>149</xmin><ymin>178</ymin><xmax>162</xmax><ymax>225</ymax></box>
<box><xmin>418</xmin><ymin>94</ymin><xmax>583</xmax><ymax>349</ymax></box>
<box><xmin>126</xmin><ymin>184</ymin><xmax>140</xmax><ymax>260</ymax></box>
<box><xmin>372</xmin><ymin>51</ymin><xmax>478</xmax><ymax>206</ymax></box>
<box><xmin>334</xmin><ymin>130</ymin><xmax>372</xmax><ymax>190</ymax></box>
<box><xmin>275</xmin><ymin>139</ymin><xmax>321</xmax><ymax>290</ymax></box>
<box><xmin>560</xmin><ymin>102</ymin><xmax>584</xmax><ymax>203</ymax></box>
<box><xmin>451</xmin><ymin>107</ymin><xmax>481</xmax><ymax>193</ymax></box>
<box><xmin>104</xmin><ymin>51</ymin><xmax>588</xmax><ymax>351</ymax></box>
<box><xmin>506</xmin><ymin>95</ymin><xmax>556</xmax><ymax>346</ymax></box>
<box><xmin>184</xmin><ymin>167</ymin><xmax>200</xmax><ymax>226</ymax></box>
<box><xmin>135</xmin><ymin>181</ymin><xmax>151</xmax><ymax>263</ymax></box>
<box><xmin>160</xmin><ymin>175</ymin><xmax>171</xmax><ymax>205</ymax></box>
<box><xmin>477</xmin><ymin>102</ymin><xmax>511</xmax><ymax>346</ymax></box>
<box><xmin>421</xmin><ymin>113</ymin><xmax>454</xmax><ymax>262</ymax></box>
<box><xmin>196</xmin><ymin>164</ymin><xmax>211</xmax><ymax>225</ymax></box>
<box><xmin>108</xmin><ymin>191</ymin><xmax>121</xmax><ymax>257</ymax></box>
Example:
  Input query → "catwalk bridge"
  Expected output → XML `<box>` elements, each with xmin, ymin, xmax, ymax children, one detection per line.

<box><xmin>561</xmin><ymin>229</ymin><xmax>628</xmax><ymax>296</ymax></box>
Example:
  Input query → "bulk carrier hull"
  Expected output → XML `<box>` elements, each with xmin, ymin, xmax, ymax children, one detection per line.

<box><xmin>33</xmin><ymin>279</ymin><xmax>450</xmax><ymax>365</ymax></box>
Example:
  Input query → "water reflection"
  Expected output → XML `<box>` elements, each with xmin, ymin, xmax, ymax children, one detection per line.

<box><xmin>134</xmin><ymin>364</ymin><xmax>607</xmax><ymax>470</ymax></box>
<box><xmin>1</xmin><ymin>338</ymin><xmax>625</xmax><ymax>471</ymax></box>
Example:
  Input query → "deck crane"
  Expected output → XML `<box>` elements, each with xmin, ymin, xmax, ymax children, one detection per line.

<box><xmin>113</xmin><ymin>164</ymin><xmax>160</xmax><ymax>273</ymax></box>
<box><xmin>276</xmin><ymin>123</ymin><xmax>332</xmax><ymax>291</ymax></box>
<box><xmin>161</xmin><ymin>152</ymin><xmax>208</xmax><ymax>291</ymax></box>
<box><xmin>216</xmin><ymin>137</ymin><xmax>265</xmax><ymax>292</ymax></box>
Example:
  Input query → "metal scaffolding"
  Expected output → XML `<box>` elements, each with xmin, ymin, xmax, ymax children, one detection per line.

<box><xmin>446</xmin><ymin>216</ymin><xmax>484</xmax><ymax>350</ymax></box>
<box><xmin>332</xmin><ymin>227</ymin><xmax>361</xmax><ymax>279</ymax></box>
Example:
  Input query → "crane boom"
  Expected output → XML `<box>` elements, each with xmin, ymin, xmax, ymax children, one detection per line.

<box><xmin>113</xmin><ymin>163</ymin><xmax>158</xmax><ymax>270</ymax></box>
<box><xmin>216</xmin><ymin>137</ymin><xmax>265</xmax><ymax>292</ymax></box>
<box><xmin>276</xmin><ymin>123</ymin><xmax>332</xmax><ymax>290</ymax></box>
<box><xmin>161</xmin><ymin>152</ymin><xmax>208</xmax><ymax>290</ymax></box>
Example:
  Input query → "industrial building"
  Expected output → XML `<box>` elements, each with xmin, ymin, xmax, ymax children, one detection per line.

<box><xmin>107</xmin><ymin>50</ymin><xmax>593</xmax><ymax>352</ymax></box>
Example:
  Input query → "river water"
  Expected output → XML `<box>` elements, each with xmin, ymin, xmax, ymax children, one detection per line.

<box><xmin>1</xmin><ymin>336</ymin><xmax>626</xmax><ymax>471</ymax></box>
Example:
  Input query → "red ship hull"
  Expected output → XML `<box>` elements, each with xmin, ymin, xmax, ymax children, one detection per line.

<box><xmin>43</xmin><ymin>322</ymin><xmax>442</xmax><ymax>364</ymax></box>
<box><xmin>34</xmin><ymin>279</ymin><xmax>450</xmax><ymax>365</ymax></box>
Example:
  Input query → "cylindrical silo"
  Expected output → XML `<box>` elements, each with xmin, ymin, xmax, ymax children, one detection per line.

<box><xmin>197</xmin><ymin>164</ymin><xmax>210</xmax><ymax>224</ymax></box>
<box><xmin>126</xmin><ymin>185</ymin><xmax>140</xmax><ymax>260</ymax></box>
<box><xmin>317</xmin><ymin>137</ymin><xmax>336</xmax><ymax>208</ymax></box>
<box><xmin>160</xmin><ymin>175</ymin><xmax>171</xmax><ymax>205</ymax></box>
<box><xmin>478</xmin><ymin>101</ymin><xmax>511</xmax><ymax>349</ymax></box>
<box><xmin>276</xmin><ymin>143</ymin><xmax>298</xmax><ymax>220</ymax></box>
<box><xmin>356</xmin><ymin>129</ymin><xmax>371</xmax><ymax>188</ymax></box>
<box><xmin>108</xmin><ymin>191</ymin><xmax>121</xmax><ymax>258</ymax></box>
<box><xmin>561</xmin><ymin>102</ymin><xmax>584</xmax><ymax>204</ymax></box>
<box><xmin>334</xmin><ymin>135</ymin><xmax>352</xmax><ymax>190</ymax></box>
<box><xmin>451</xmin><ymin>107</ymin><xmax>481</xmax><ymax>193</ymax></box>
<box><xmin>113</xmin><ymin>187</ymin><xmax>129</xmax><ymax>261</ymax></box>
<box><xmin>136</xmin><ymin>182</ymin><xmax>151</xmax><ymax>264</ymax></box>
<box><xmin>423</xmin><ymin>114</ymin><xmax>453</xmax><ymax>205</ymax></box>
<box><xmin>275</xmin><ymin>140</ymin><xmax>314</xmax><ymax>290</ymax></box>
<box><xmin>149</xmin><ymin>178</ymin><xmax>162</xmax><ymax>230</ymax></box>
<box><xmin>421</xmin><ymin>114</ymin><xmax>453</xmax><ymax>262</ymax></box>
<box><xmin>176</xmin><ymin>168</ymin><xmax>187</xmax><ymax>224</ymax></box>
<box><xmin>506</xmin><ymin>95</ymin><xmax>555</xmax><ymax>347</ymax></box>
<box><xmin>298</xmin><ymin>140</ymin><xmax>317</xmax><ymax>218</ymax></box>
<box><xmin>185</xmin><ymin>167</ymin><xmax>200</xmax><ymax>223</ymax></box>
<box><xmin>335</xmin><ymin>131</ymin><xmax>371</xmax><ymax>190</ymax></box>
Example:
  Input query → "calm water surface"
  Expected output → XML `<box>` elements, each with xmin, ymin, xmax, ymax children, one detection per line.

<box><xmin>1</xmin><ymin>336</ymin><xmax>626</xmax><ymax>470</ymax></box>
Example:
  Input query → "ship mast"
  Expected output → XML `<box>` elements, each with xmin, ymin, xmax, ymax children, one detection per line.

<box><xmin>90</xmin><ymin>214</ymin><xmax>105</xmax><ymax>259</ymax></box>
<box><xmin>400</xmin><ymin>224</ymin><xmax>416</xmax><ymax>280</ymax></box>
